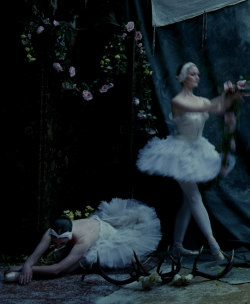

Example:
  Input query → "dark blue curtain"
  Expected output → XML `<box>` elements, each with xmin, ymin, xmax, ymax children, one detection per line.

<box><xmin>131</xmin><ymin>0</ymin><xmax>250</xmax><ymax>249</ymax></box>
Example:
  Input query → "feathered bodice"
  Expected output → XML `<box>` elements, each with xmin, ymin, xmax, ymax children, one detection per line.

<box><xmin>173</xmin><ymin>112</ymin><xmax>209</xmax><ymax>141</ymax></box>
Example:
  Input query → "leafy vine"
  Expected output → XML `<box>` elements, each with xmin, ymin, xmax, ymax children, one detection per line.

<box><xmin>21</xmin><ymin>11</ymin><xmax>158</xmax><ymax>136</ymax></box>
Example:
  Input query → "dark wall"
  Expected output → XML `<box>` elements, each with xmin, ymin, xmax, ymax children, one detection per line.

<box><xmin>2</xmin><ymin>0</ymin><xmax>169</xmax><ymax>256</ymax></box>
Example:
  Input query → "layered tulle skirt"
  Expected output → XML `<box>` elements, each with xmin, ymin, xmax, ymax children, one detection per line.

<box><xmin>136</xmin><ymin>135</ymin><xmax>221</xmax><ymax>183</ymax></box>
<box><xmin>82</xmin><ymin>198</ymin><xmax>162</xmax><ymax>269</ymax></box>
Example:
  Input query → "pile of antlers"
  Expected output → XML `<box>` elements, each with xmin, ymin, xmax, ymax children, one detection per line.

<box><xmin>81</xmin><ymin>246</ymin><xmax>234</xmax><ymax>286</ymax></box>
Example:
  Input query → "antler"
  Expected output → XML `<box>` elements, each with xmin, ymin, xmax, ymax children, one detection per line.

<box><xmin>81</xmin><ymin>251</ymin><xmax>151</xmax><ymax>286</ymax></box>
<box><xmin>156</xmin><ymin>247</ymin><xmax>182</xmax><ymax>284</ymax></box>
<box><xmin>191</xmin><ymin>246</ymin><xmax>234</xmax><ymax>280</ymax></box>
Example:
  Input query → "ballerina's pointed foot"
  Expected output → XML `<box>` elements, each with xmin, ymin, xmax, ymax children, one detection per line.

<box><xmin>208</xmin><ymin>236</ymin><xmax>225</xmax><ymax>261</ymax></box>
<box><xmin>171</xmin><ymin>243</ymin><xmax>199</xmax><ymax>258</ymax></box>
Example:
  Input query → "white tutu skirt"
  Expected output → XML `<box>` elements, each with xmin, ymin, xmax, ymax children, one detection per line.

<box><xmin>82</xmin><ymin>198</ymin><xmax>162</xmax><ymax>269</ymax></box>
<box><xmin>136</xmin><ymin>135</ymin><xmax>221</xmax><ymax>183</ymax></box>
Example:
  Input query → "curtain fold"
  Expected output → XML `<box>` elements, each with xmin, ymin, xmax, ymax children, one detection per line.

<box><xmin>151</xmin><ymin>0</ymin><xmax>247</xmax><ymax>26</ymax></box>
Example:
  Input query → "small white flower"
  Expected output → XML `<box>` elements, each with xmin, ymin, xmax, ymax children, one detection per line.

<box><xmin>171</xmin><ymin>273</ymin><xmax>194</xmax><ymax>286</ymax></box>
<box><xmin>36</xmin><ymin>26</ymin><xmax>45</xmax><ymax>34</ymax></box>
<box><xmin>53</xmin><ymin>62</ymin><xmax>63</xmax><ymax>72</ymax></box>
<box><xmin>139</xmin><ymin>272</ymin><xmax>161</xmax><ymax>289</ymax></box>
<box><xmin>69</xmin><ymin>66</ymin><xmax>76</xmax><ymax>77</ymax></box>
<box><xmin>53</xmin><ymin>20</ymin><xmax>60</xmax><ymax>26</ymax></box>
<box><xmin>133</xmin><ymin>97</ymin><xmax>140</xmax><ymax>106</ymax></box>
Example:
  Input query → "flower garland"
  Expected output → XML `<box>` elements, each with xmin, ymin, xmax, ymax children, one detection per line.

<box><xmin>63</xmin><ymin>205</ymin><xmax>95</xmax><ymax>221</ymax></box>
<box><xmin>21</xmin><ymin>11</ymin><xmax>158</xmax><ymax>136</ymax></box>
<box><xmin>219</xmin><ymin>78</ymin><xmax>250</xmax><ymax>177</ymax></box>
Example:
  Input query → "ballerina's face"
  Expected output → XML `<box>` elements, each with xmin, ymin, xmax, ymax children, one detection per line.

<box><xmin>184</xmin><ymin>65</ymin><xmax>200</xmax><ymax>89</ymax></box>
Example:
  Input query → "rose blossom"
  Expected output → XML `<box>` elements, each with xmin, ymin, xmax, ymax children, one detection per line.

<box><xmin>82</xmin><ymin>90</ymin><xmax>93</xmax><ymax>101</ymax></box>
<box><xmin>36</xmin><ymin>26</ymin><xmax>45</xmax><ymax>34</ymax></box>
<box><xmin>53</xmin><ymin>62</ymin><xmax>63</xmax><ymax>72</ymax></box>
<box><xmin>69</xmin><ymin>66</ymin><xmax>76</xmax><ymax>77</ymax></box>
<box><xmin>223</xmin><ymin>80</ymin><xmax>234</xmax><ymax>93</ymax></box>
<box><xmin>236</xmin><ymin>79</ymin><xmax>246</xmax><ymax>90</ymax></box>
<box><xmin>135</xmin><ymin>31</ymin><xmax>142</xmax><ymax>41</ymax></box>
<box><xmin>99</xmin><ymin>83</ymin><xmax>114</xmax><ymax>93</ymax></box>
<box><xmin>99</xmin><ymin>84</ymin><xmax>110</xmax><ymax>93</ymax></box>
<box><xmin>126</xmin><ymin>21</ymin><xmax>135</xmax><ymax>32</ymax></box>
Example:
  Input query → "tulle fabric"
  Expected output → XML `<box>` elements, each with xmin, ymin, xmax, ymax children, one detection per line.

<box><xmin>137</xmin><ymin>135</ymin><xmax>221</xmax><ymax>182</ymax></box>
<box><xmin>137</xmin><ymin>112</ymin><xmax>222</xmax><ymax>183</ymax></box>
<box><xmin>82</xmin><ymin>198</ymin><xmax>162</xmax><ymax>269</ymax></box>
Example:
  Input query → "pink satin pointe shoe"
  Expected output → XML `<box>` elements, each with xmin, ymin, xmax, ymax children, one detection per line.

<box><xmin>208</xmin><ymin>236</ymin><xmax>225</xmax><ymax>261</ymax></box>
<box><xmin>171</xmin><ymin>242</ymin><xmax>199</xmax><ymax>258</ymax></box>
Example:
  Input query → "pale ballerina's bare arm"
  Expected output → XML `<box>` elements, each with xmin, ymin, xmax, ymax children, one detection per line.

<box><xmin>172</xmin><ymin>91</ymin><xmax>243</xmax><ymax>115</ymax></box>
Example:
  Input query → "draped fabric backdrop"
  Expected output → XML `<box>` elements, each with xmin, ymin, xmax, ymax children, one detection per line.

<box><xmin>151</xmin><ymin>0</ymin><xmax>247</xmax><ymax>26</ymax></box>
<box><xmin>131</xmin><ymin>0</ymin><xmax>250</xmax><ymax>248</ymax></box>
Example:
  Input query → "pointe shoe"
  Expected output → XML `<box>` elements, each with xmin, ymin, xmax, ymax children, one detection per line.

<box><xmin>171</xmin><ymin>243</ymin><xmax>199</xmax><ymax>258</ymax></box>
<box><xmin>208</xmin><ymin>237</ymin><xmax>225</xmax><ymax>261</ymax></box>
<box><xmin>4</xmin><ymin>272</ymin><xmax>20</xmax><ymax>283</ymax></box>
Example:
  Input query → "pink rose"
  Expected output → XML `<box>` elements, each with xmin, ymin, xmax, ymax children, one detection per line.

<box><xmin>224</xmin><ymin>112</ymin><xmax>236</xmax><ymax>133</ymax></box>
<box><xmin>135</xmin><ymin>31</ymin><xmax>142</xmax><ymax>41</ymax></box>
<box><xmin>36</xmin><ymin>26</ymin><xmax>45</xmax><ymax>34</ymax></box>
<box><xmin>99</xmin><ymin>83</ymin><xmax>114</xmax><ymax>93</ymax></box>
<box><xmin>223</xmin><ymin>81</ymin><xmax>234</xmax><ymax>93</ymax></box>
<box><xmin>126</xmin><ymin>21</ymin><xmax>135</xmax><ymax>32</ymax></box>
<box><xmin>53</xmin><ymin>62</ymin><xmax>63</xmax><ymax>72</ymax></box>
<box><xmin>99</xmin><ymin>84</ymin><xmax>110</xmax><ymax>93</ymax></box>
<box><xmin>82</xmin><ymin>90</ymin><xmax>93</xmax><ymax>101</ymax></box>
<box><xmin>69</xmin><ymin>66</ymin><xmax>76</xmax><ymax>77</ymax></box>
<box><xmin>236</xmin><ymin>79</ymin><xmax>246</xmax><ymax>90</ymax></box>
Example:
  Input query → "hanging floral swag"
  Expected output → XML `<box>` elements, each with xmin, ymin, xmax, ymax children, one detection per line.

<box><xmin>21</xmin><ymin>11</ymin><xmax>158</xmax><ymax>136</ymax></box>
<box><xmin>219</xmin><ymin>78</ymin><xmax>250</xmax><ymax>177</ymax></box>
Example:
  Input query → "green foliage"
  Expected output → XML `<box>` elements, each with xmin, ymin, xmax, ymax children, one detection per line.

<box><xmin>21</xmin><ymin>10</ymin><xmax>158</xmax><ymax>136</ymax></box>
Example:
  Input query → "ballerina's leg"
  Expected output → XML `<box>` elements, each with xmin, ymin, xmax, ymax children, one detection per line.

<box><xmin>177</xmin><ymin>181</ymin><xmax>224</xmax><ymax>261</ymax></box>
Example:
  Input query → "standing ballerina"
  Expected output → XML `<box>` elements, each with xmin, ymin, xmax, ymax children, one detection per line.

<box><xmin>137</xmin><ymin>62</ymin><xmax>244</xmax><ymax>261</ymax></box>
